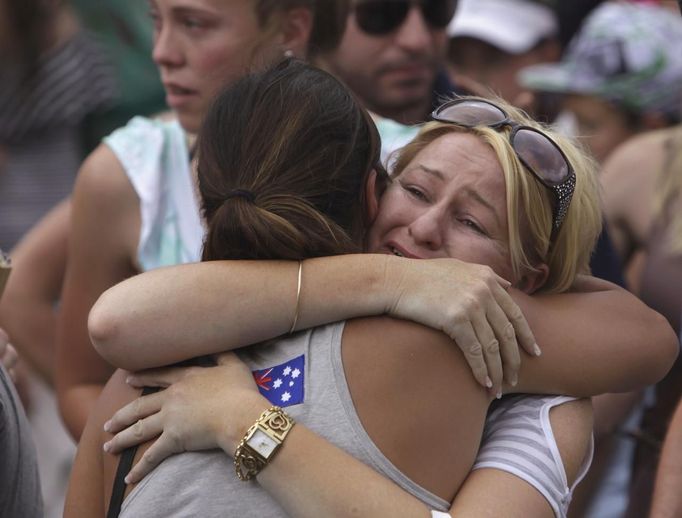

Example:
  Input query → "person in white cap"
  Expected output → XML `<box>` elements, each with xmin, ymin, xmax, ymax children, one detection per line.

<box><xmin>446</xmin><ymin>0</ymin><xmax>561</xmax><ymax>117</ymax></box>
<box><xmin>519</xmin><ymin>1</ymin><xmax>682</xmax><ymax>163</ymax></box>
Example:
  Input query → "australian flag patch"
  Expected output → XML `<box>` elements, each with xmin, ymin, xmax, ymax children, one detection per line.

<box><xmin>252</xmin><ymin>354</ymin><xmax>305</xmax><ymax>408</ymax></box>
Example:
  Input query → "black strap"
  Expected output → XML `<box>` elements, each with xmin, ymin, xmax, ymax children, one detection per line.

<box><xmin>106</xmin><ymin>357</ymin><xmax>215</xmax><ymax>517</ymax></box>
<box><xmin>106</xmin><ymin>386</ymin><xmax>159</xmax><ymax>518</ymax></box>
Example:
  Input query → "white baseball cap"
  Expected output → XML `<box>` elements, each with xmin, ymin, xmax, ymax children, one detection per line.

<box><xmin>447</xmin><ymin>0</ymin><xmax>559</xmax><ymax>54</ymax></box>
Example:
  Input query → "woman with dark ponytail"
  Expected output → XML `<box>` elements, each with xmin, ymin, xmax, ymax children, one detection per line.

<box><xmin>68</xmin><ymin>59</ymin><xmax>678</xmax><ymax>517</ymax></box>
<box><xmin>198</xmin><ymin>60</ymin><xmax>372</xmax><ymax>262</ymax></box>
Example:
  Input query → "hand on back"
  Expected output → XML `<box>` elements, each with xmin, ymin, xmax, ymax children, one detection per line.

<box><xmin>386</xmin><ymin>257</ymin><xmax>538</xmax><ymax>396</ymax></box>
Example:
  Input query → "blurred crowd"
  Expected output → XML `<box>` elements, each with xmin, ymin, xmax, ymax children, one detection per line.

<box><xmin>1</xmin><ymin>1</ymin><xmax>682</xmax><ymax>517</ymax></box>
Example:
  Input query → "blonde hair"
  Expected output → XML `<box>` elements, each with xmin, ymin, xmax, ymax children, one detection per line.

<box><xmin>390</xmin><ymin>97</ymin><xmax>603</xmax><ymax>294</ymax></box>
<box><xmin>653</xmin><ymin>126</ymin><xmax>682</xmax><ymax>255</ymax></box>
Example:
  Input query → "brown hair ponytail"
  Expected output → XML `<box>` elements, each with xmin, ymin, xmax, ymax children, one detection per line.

<box><xmin>198</xmin><ymin>59</ymin><xmax>381</xmax><ymax>262</ymax></box>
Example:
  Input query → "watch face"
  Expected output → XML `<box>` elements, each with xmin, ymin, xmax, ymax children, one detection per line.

<box><xmin>247</xmin><ymin>429</ymin><xmax>279</xmax><ymax>459</ymax></box>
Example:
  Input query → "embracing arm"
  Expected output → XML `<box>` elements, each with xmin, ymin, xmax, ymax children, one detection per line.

<box><xmin>0</xmin><ymin>199</ymin><xmax>70</xmax><ymax>384</ymax></box>
<box><xmin>510</xmin><ymin>275</ymin><xmax>678</xmax><ymax>397</ymax></box>
<box><xmin>56</xmin><ymin>144</ymin><xmax>141</xmax><ymax>440</ymax></box>
<box><xmin>64</xmin><ymin>369</ymin><xmax>147</xmax><ymax>517</ymax></box>
<box><xmin>91</xmin><ymin>256</ymin><xmax>533</xmax><ymax>393</ymax></box>
<box><xmin>260</xmin><ymin>419</ymin><xmax>433</xmax><ymax>518</ymax></box>
<box><xmin>92</xmin><ymin>259</ymin><xmax>677</xmax><ymax>398</ymax></box>
<box><xmin>263</xmin><ymin>394</ymin><xmax>593</xmax><ymax>518</ymax></box>
<box><xmin>64</xmin><ymin>396</ymin><xmax>108</xmax><ymax>518</ymax></box>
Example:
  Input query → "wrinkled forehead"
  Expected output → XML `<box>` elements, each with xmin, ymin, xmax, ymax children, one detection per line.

<box><xmin>407</xmin><ymin>132</ymin><xmax>508</xmax><ymax>198</ymax></box>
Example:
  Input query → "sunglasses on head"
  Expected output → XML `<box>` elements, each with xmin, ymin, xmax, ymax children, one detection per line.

<box><xmin>355</xmin><ymin>0</ymin><xmax>457</xmax><ymax>36</ymax></box>
<box><xmin>431</xmin><ymin>98</ymin><xmax>576</xmax><ymax>240</ymax></box>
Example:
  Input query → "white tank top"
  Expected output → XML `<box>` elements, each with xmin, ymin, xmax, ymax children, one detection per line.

<box><xmin>104</xmin><ymin>116</ymin><xmax>204</xmax><ymax>271</ymax></box>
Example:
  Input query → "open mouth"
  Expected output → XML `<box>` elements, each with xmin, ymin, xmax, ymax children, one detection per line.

<box><xmin>166</xmin><ymin>84</ymin><xmax>195</xmax><ymax>96</ymax></box>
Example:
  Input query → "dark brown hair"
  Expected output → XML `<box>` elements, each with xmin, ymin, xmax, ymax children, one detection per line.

<box><xmin>198</xmin><ymin>59</ymin><xmax>381</xmax><ymax>262</ymax></box>
<box><xmin>255</xmin><ymin>0</ymin><xmax>349</xmax><ymax>58</ymax></box>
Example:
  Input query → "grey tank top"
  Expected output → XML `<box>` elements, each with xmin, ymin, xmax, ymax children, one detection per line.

<box><xmin>119</xmin><ymin>322</ymin><xmax>589</xmax><ymax>517</ymax></box>
<box><xmin>119</xmin><ymin>322</ymin><xmax>449</xmax><ymax>517</ymax></box>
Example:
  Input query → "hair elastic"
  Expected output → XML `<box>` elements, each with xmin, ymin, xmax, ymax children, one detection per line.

<box><xmin>225</xmin><ymin>189</ymin><xmax>256</xmax><ymax>203</ymax></box>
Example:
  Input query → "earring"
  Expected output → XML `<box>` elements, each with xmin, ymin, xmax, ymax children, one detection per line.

<box><xmin>283</xmin><ymin>49</ymin><xmax>294</xmax><ymax>58</ymax></box>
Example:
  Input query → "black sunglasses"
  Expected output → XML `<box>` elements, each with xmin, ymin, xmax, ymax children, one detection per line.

<box><xmin>431</xmin><ymin>98</ymin><xmax>576</xmax><ymax>239</ymax></box>
<box><xmin>355</xmin><ymin>0</ymin><xmax>457</xmax><ymax>36</ymax></box>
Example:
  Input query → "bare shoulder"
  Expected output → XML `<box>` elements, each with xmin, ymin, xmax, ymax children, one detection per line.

<box><xmin>601</xmin><ymin>128</ymin><xmax>675</xmax><ymax>249</ymax></box>
<box><xmin>69</xmin><ymin>143</ymin><xmax>141</xmax><ymax>261</ymax></box>
<box><xmin>342</xmin><ymin>317</ymin><xmax>489</xmax><ymax>502</ymax></box>
<box><xmin>548</xmin><ymin>398</ymin><xmax>593</xmax><ymax>485</ymax></box>
<box><xmin>602</xmin><ymin>127</ymin><xmax>674</xmax><ymax>185</ymax></box>
<box><xmin>74</xmin><ymin>144</ymin><xmax>136</xmax><ymax>203</ymax></box>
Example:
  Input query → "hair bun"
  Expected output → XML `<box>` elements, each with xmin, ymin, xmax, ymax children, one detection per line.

<box><xmin>224</xmin><ymin>189</ymin><xmax>256</xmax><ymax>204</ymax></box>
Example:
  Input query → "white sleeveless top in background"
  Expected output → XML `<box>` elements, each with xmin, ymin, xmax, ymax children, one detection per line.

<box><xmin>104</xmin><ymin>116</ymin><xmax>204</xmax><ymax>270</ymax></box>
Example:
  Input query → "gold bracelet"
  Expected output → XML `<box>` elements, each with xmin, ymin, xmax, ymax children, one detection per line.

<box><xmin>234</xmin><ymin>406</ymin><xmax>295</xmax><ymax>481</ymax></box>
<box><xmin>289</xmin><ymin>261</ymin><xmax>302</xmax><ymax>334</ymax></box>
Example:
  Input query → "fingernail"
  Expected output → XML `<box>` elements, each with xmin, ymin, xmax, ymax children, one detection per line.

<box><xmin>533</xmin><ymin>344</ymin><xmax>542</xmax><ymax>357</ymax></box>
<box><xmin>125</xmin><ymin>376</ymin><xmax>134</xmax><ymax>384</ymax></box>
<box><xmin>124</xmin><ymin>475</ymin><xmax>131</xmax><ymax>485</ymax></box>
<box><xmin>485</xmin><ymin>376</ymin><xmax>493</xmax><ymax>389</ymax></box>
<box><xmin>103</xmin><ymin>420</ymin><xmax>112</xmax><ymax>432</ymax></box>
<box><xmin>510</xmin><ymin>374</ymin><xmax>518</xmax><ymax>387</ymax></box>
<box><xmin>496</xmin><ymin>391</ymin><xmax>502</xmax><ymax>400</ymax></box>
<box><xmin>103</xmin><ymin>441</ymin><xmax>111</xmax><ymax>453</ymax></box>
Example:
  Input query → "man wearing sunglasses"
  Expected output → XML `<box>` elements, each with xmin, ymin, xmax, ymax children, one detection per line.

<box><xmin>319</xmin><ymin>0</ymin><xmax>461</xmax><ymax>126</ymax></box>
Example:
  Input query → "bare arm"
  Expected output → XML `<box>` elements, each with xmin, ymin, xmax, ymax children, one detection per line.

<box><xmin>650</xmin><ymin>396</ymin><xmax>682</xmax><ymax>518</ymax></box>
<box><xmin>0</xmin><ymin>199</ymin><xmax>69</xmax><ymax>384</ymax></box>
<box><xmin>64</xmin><ymin>391</ymin><xmax>108</xmax><ymax>518</ymax></box>
<box><xmin>91</xmin><ymin>259</ymin><xmax>678</xmax><ymax>397</ymax></box>
<box><xmin>64</xmin><ymin>369</ymin><xmax>144</xmax><ymax>517</ymax></box>
<box><xmin>56</xmin><ymin>144</ymin><xmax>140</xmax><ymax>440</ymax></box>
<box><xmin>509</xmin><ymin>278</ymin><xmax>677</xmax><ymax>397</ymax></box>
<box><xmin>92</xmin><ymin>256</ymin><xmax>534</xmax><ymax>393</ymax></box>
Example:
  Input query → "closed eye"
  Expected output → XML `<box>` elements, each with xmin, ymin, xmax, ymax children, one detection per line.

<box><xmin>459</xmin><ymin>218</ymin><xmax>487</xmax><ymax>236</ymax></box>
<box><xmin>400</xmin><ymin>182</ymin><xmax>429</xmax><ymax>202</ymax></box>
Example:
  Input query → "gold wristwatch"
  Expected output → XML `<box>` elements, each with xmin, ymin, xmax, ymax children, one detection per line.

<box><xmin>234</xmin><ymin>406</ymin><xmax>295</xmax><ymax>481</ymax></box>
